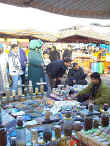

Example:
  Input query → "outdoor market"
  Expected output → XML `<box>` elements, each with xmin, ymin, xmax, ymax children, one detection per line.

<box><xmin>0</xmin><ymin>1</ymin><xmax>110</xmax><ymax>146</ymax></box>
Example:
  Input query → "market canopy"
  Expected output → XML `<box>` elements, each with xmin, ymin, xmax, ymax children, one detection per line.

<box><xmin>0</xmin><ymin>26</ymin><xmax>110</xmax><ymax>42</ymax></box>
<box><xmin>0</xmin><ymin>29</ymin><xmax>57</xmax><ymax>42</ymax></box>
<box><xmin>0</xmin><ymin>0</ymin><xmax>110</xmax><ymax>19</ymax></box>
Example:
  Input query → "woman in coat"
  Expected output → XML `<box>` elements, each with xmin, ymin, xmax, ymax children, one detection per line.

<box><xmin>28</xmin><ymin>39</ymin><xmax>45</xmax><ymax>92</ymax></box>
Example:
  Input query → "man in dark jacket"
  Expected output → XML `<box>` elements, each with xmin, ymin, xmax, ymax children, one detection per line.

<box><xmin>63</xmin><ymin>49</ymin><xmax>72</xmax><ymax>60</ymax></box>
<box><xmin>49</xmin><ymin>46</ymin><xmax>60</xmax><ymax>62</ymax></box>
<box><xmin>67</xmin><ymin>63</ymin><xmax>87</xmax><ymax>86</ymax></box>
<box><xmin>19</xmin><ymin>48</ymin><xmax>27</xmax><ymax>92</ymax></box>
<box><xmin>46</xmin><ymin>58</ymin><xmax>71</xmax><ymax>88</ymax></box>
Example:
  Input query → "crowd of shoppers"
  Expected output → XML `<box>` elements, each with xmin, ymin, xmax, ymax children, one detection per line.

<box><xmin>0</xmin><ymin>39</ymin><xmax>110</xmax><ymax>106</ymax></box>
<box><xmin>0</xmin><ymin>39</ymin><xmax>88</xmax><ymax>95</ymax></box>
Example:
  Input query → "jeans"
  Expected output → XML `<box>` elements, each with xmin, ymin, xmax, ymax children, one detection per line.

<box><xmin>12</xmin><ymin>75</ymin><xmax>22</xmax><ymax>93</ymax></box>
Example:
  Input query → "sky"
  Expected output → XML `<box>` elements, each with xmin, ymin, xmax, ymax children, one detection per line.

<box><xmin>0</xmin><ymin>3</ymin><xmax>110</xmax><ymax>33</ymax></box>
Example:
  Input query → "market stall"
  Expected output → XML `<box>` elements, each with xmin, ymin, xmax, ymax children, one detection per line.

<box><xmin>0</xmin><ymin>82</ymin><xmax>110</xmax><ymax>146</ymax></box>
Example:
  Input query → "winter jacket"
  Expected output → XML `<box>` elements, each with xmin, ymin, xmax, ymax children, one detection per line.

<box><xmin>46</xmin><ymin>60</ymin><xmax>67</xmax><ymax>79</ymax></box>
<box><xmin>67</xmin><ymin>67</ymin><xmax>87</xmax><ymax>86</ymax></box>
<box><xmin>28</xmin><ymin>40</ymin><xmax>45</xmax><ymax>91</ymax></box>
<box><xmin>78</xmin><ymin>81</ymin><xmax>110</xmax><ymax>106</ymax></box>
<box><xmin>8</xmin><ymin>51</ymin><xmax>23</xmax><ymax>76</ymax></box>
<box><xmin>19</xmin><ymin>48</ymin><xmax>27</xmax><ymax>72</ymax></box>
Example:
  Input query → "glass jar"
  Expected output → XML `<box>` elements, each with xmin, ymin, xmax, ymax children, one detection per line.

<box><xmin>88</xmin><ymin>104</ymin><xmax>94</xmax><ymax>112</ymax></box>
<box><xmin>31</xmin><ymin>128</ymin><xmax>38</xmax><ymax>144</ymax></box>
<box><xmin>45</xmin><ymin>110</ymin><xmax>51</xmax><ymax>121</ymax></box>
<box><xmin>32</xmin><ymin>93</ymin><xmax>36</xmax><ymax>100</ymax></box>
<box><xmin>8</xmin><ymin>96</ymin><xmax>14</xmax><ymax>103</ymax></box>
<box><xmin>93</xmin><ymin>117</ymin><xmax>99</xmax><ymax>129</ymax></box>
<box><xmin>101</xmin><ymin>112</ymin><xmax>109</xmax><ymax>127</ymax></box>
<box><xmin>16</xmin><ymin>120</ymin><xmax>26</xmax><ymax>146</ymax></box>
<box><xmin>10</xmin><ymin>137</ymin><xmax>16</xmax><ymax>146</ymax></box>
<box><xmin>84</xmin><ymin>116</ymin><xmax>93</xmax><ymax>131</ymax></box>
<box><xmin>54</xmin><ymin>125</ymin><xmax>61</xmax><ymax>140</ymax></box>
<box><xmin>20</xmin><ymin>95</ymin><xmax>26</xmax><ymax>102</ymax></box>
<box><xmin>43</xmin><ymin>124</ymin><xmax>52</xmax><ymax>144</ymax></box>
<box><xmin>64</xmin><ymin>117</ymin><xmax>72</xmax><ymax>137</ymax></box>
<box><xmin>1</xmin><ymin>97</ymin><xmax>7</xmax><ymax>106</ymax></box>
<box><xmin>0</xmin><ymin>125</ymin><xmax>7</xmax><ymax>146</ymax></box>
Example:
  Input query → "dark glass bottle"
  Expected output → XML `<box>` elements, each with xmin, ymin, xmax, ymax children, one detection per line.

<box><xmin>0</xmin><ymin>125</ymin><xmax>7</xmax><ymax>146</ymax></box>
<box><xmin>84</xmin><ymin>115</ymin><xmax>93</xmax><ymax>131</ymax></box>
<box><xmin>101</xmin><ymin>111</ymin><xmax>109</xmax><ymax>127</ymax></box>
<box><xmin>93</xmin><ymin>117</ymin><xmax>99</xmax><ymax>129</ymax></box>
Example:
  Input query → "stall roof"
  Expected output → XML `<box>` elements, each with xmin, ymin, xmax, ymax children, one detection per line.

<box><xmin>0</xmin><ymin>0</ymin><xmax>110</xmax><ymax>19</ymax></box>
<box><xmin>0</xmin><ymin>26</ymin><xmax>110</xmax><ymax>42</ymax></box>
<box><xmin>0</xmin><ymin>29</ymin><xmax>57</xmax><ymax>42</ymax></box>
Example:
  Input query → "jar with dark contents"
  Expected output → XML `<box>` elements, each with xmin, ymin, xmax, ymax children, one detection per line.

<box><xmin>93</xmin><ymin>117</ymin><xmax>99</xmax><ymax>129</ymax></box>
<box><xmin>43</xmin><ymin>123</ymin><xmax>52</xmax><ymax>144</ymax></box>
<box><xmin>54</xmin><ymin>125</ymin><xmax>61</xmax><ymax>140</ymax></box>
<box><xmin>88</xmin><ymin>104</ymin><xmax>94</xmax><ymax>112</ymax></box>
<box><xmin>101</xmin><ymin>112</ymin><xmax>109</xmax><ymax>127</ymax></box>
<box><xmin>0</xmin><ymin>125</ymin><xmax>7</xmax><ymax>146</ymax></box>
<box><xmin>84</xmin><ymin>116</ymin><xmax>93</xmax><ymax>131</ymax></box>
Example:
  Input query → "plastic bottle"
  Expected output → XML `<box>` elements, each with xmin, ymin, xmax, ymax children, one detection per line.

<box><xmin>16</xmin><ymin>120</ymin><xmax>26</xmax><ymax>146</ymax></box>
<box><xmin>101</xmin><ymin>111</ymin><xmax>109</xmax><ymax>127</ymax></box>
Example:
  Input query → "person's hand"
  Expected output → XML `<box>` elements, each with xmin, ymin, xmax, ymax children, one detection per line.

<box><xmin>70</xmin><ymin>93</ymin><xmax>78</xmax><ymax>100</ymax></box>
<box><xmin>73</xmin><ymin>80</ymin><xmax>76</xmax><ymax>83</ymax></box>
<box><xmin>58</xmin><ymin>77</ymin><xmax>62</xmax><ymax>81</ymax></box>
<box><xmin>53</xmin><ymin>78</ymin><xmax>56</xmax><ymax>81</ymax></box>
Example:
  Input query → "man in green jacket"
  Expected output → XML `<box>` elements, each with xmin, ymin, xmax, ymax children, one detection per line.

<box><xmin>76</xmin><ymin>72</ymin><xmax>110</xmax><ymax>106</ymax></box>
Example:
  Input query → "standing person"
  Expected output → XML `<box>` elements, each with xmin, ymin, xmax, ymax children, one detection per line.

<box><xmin>0</xmin><ymin>44</ymin><xmax>9</xmax><ymax>95</ymax></box>
<box><xmin>63</xmin><ymin>48</ymin><xmax>72</xmax><ymax>60</ymax></box>
<box><xmin>19</xmin><ymin>47</ymin><xmax>27</xmax><ymax>93</ymax></box>
<box><xmin>49</xmin><ymin>46</ymin><xmax>60</xmax><ymax>62</ymax></box>
<box><xmin>46</xmin><ymin>58</ymin><xmax>71</xmax><ymax>88</ymax></box>
<box><xmin>43</xmin><ymin>52</ymin><xmax>51</xmax><ymax>66</ymax></box>
<box><xmin>0</xmin><ymin>67</ymin><xmax>4</xmax><ymax>96</ymax></box>
<box><xmin>67</xmin><ymin>63</ymin><xmax>87</xmax><ymax>86</ymax></box>
<box><xmin>28</xmin><ymin>39</ymin><xmax>45</xmax><ymax>92</ymax></box>
<box><xmin>8</xmin><ymin>44</ymin><xmax>26</xmax><ymax>93</ymax></box>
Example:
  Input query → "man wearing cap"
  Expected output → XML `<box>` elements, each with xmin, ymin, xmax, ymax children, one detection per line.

<box><xmin>76</xmin><ymin>72</ymin><xmax>110</xmax><ymax>106</ymax></box>
<box><xmin>46</xmin><ymin>58</ymin><xmax>71</xmax><ymax>88</ymax></box>
<box><xmin>67</xmin><ymin>63</ymin><xmax>87</xmax><ymax>86</ymax></box>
